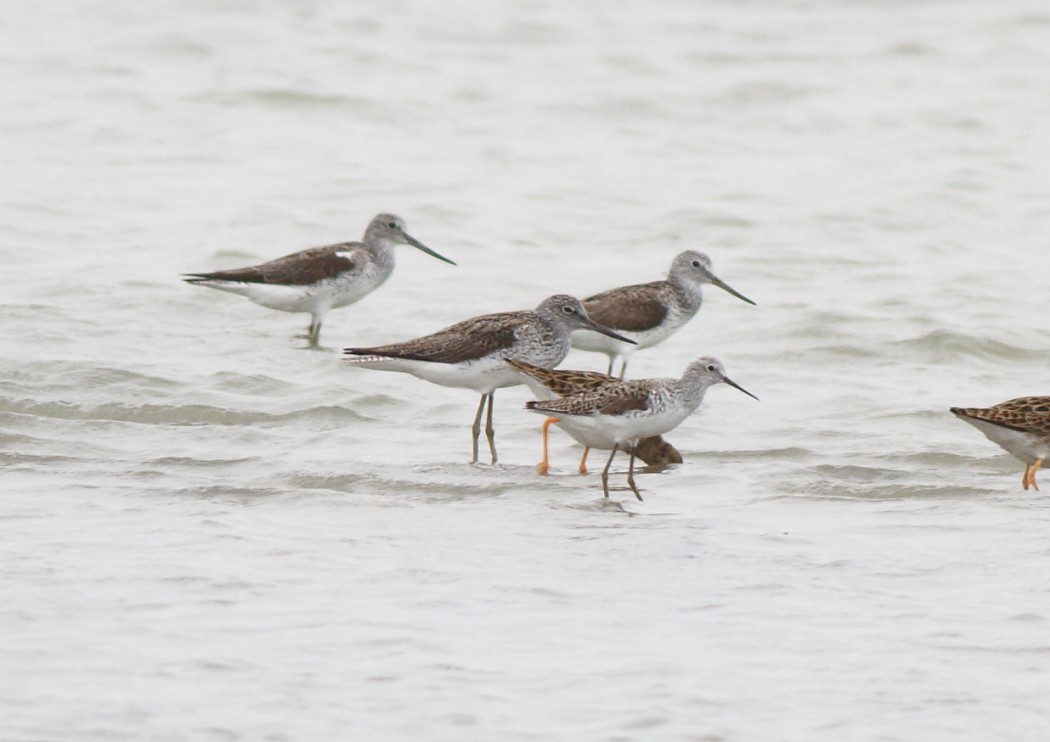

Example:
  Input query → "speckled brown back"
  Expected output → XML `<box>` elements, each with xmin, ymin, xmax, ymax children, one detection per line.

<box><xmin>347</xmin><ymin>311</ymin><xmax>524</xmax><ymax>364</ymax></box>
<box><xmin>525</xmin><ymin>379</ymin><xmax>653</xmax><ymax>417</ymax></box>
<box><xmin>583</xmin><ymin>281</ymin><xmax>671</xmax><ymax>332</ymax></box>
<box><xmin>511</xmin><ymin>359</ymin><xmax>685</xmax><ymax>464</ymax></box>
<box><xmin>505</xmin><ymin>358</ymin><xmax>618</xmax><ymax>395</ymax></box>
<box><xmin>185</xmin><ymin>244</ymin><xmax>359</xmax><ymax>286</ymax></box>
<box><xmin>951</xmin><ymin>396</ymin><xmax>1050</xmax><ymax>438</ymax></box>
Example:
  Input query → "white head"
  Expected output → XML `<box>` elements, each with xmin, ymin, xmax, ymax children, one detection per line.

<box><xmin>669</xmin><ymin>251</ymin><xmax>754</xmax><ymax>305</ymax></box>
<box><xmin>364</xmin><ymin>213</ymin><xmax>456</xmax><ymax>265</ymax></box>
<box><xmin>534</xmin><ymin>295</ymin><xmax>638</xmax><ymax>345</ymax></box>
<box><xmin>682</xmin><ymin>356</ymin><xmax>759</xmax><ymax>399</ymax></box>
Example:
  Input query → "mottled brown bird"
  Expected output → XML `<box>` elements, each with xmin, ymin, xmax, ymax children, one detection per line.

<box><xmin>951</xmin><ymin>397</ymin><xmax>1050</xmax><ymax>490</ymax></box>
<box><xmin>525</xmin><ymin>357</ymin><xmax>757</xmax><ymax>500</ymax></box>
<box><xmin>506</xmin><ymin>358</ymin><xmax>683</xmax><ymax>475</ymax></box>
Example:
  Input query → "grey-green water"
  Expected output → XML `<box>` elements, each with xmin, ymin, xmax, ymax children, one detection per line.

<box><xmin>3</xmin><ymin>1</ymin><xmax>1050</xmax><ymax>739</ymax></box>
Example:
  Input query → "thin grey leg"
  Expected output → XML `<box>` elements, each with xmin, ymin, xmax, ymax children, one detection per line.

<box><xmin>601</xmin><ymin>445</ymin><xmax>619</xmax><ymax>498</ymax></box>
<box><xmin>606</xmin><ymin>357</ymin><xmax>615</xmax><ymax>376</ymax></box>
<box><xmin>626</xmin><ymin>449</ymin><xmax>642</xmax><ymax>501</ymax></box>
<box><xmin>617</xmin><ymin>358</ymin><xmax>628</xmax><ymax>380</ymax></box>
<box><xmin>484</xmin><ymin>391</ymin><xmax>497</xmax><ymax>464</ymax></box>
<box><xmin>470</xmin><ymin>394</ymin><xmax>486</xmax><ymax>464</ymax></box>
<box><xmin>307</xmin><ymin>315</ymin><xmax>322</xmax><ymax>346</ymax></box>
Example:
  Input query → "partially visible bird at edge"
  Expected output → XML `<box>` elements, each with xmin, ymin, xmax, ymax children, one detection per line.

<box><xmin>951</xmin><ymin>397</ymin><xmax>1050</xmax><ymax>491</ymax></box>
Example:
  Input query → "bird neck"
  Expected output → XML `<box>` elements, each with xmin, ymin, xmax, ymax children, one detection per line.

<box><xmin>674</xmin><ymin>373</ymin><xmax>713</xmax><ymax>410</ymax></box>
<box><xmin>369</xmin><ymin>241</ymin><xmax>398</xmax><ymax>273</ymax></box>
<box><xmin>668</xmin><ymin>276</ymin><xmax>703</xmax><ymax>315</ymax></box>
<box><xmin>535</xmin><ymin>313</ymin><xmax>572</xmax><ymax>361</ymax></box>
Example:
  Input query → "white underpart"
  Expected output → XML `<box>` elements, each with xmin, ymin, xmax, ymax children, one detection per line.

<box><xmin>531</xmin><ymin>387</ymin><xmax>706</xmax><ymax>451</ymax></box>
<box><xmin>345</xmin><ymin>354</ymin><xmax>523</xmax><ymax>394</ymax></box>
<box><xmin>959</xmin><ymin>417</ymin><xmax>1050</xmax><ymax>466</ymax></box>
<box><xmin>194</xmin><ymin>247</ymin><xmax>389</xmax><ymax>318</ymax></box>
<box><xmin>346</xmin><ymin>302</ymin><xmax>585</xmax><ymax>398</ymax></box>
<box><xmin>570</xmin><ymin>303</ymin><xmax>693</xmax><ymax>366</ymax></box>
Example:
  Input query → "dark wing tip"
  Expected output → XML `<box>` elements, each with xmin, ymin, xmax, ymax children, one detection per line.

<box><xmin>344</xmin><ymin>347</ymin><xmax>397</xmax><ymax>359</ymax></box>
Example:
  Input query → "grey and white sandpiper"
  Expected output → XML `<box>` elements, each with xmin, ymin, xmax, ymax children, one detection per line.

<box><xmin>184</xmin><ymin>213</ymin><xmax>455</xmax><ymax>345</ymax></box>
<box><xmin>572</xmin><ymin>251</ymin><xmax>754</xmax><ymax>377</ymax></box>
<box><xmin>951</xmin><ymin>397</ymin><xmax>1050</xmax><ymax>490</ymax></box>
<box><xmin>525</xmin><ymin>356</ymin><xmax>757</xmax><ymax>500</ymax></box>
<box><xmin>343</xmin><ymin>295</ymin><xmax>636</xmax><ymax>464</ymax></box>
<box><xmin>506</xmin><ymin>358</ymin><xmax>683</xmax><ymax>475</ymax></box>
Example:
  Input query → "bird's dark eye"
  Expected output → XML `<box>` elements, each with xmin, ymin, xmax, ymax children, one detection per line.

<box><xmin>692</xmin><ymin>260</ymin><xmax>701</xmax><ymax>268</ymax></box>
<box><xmin>387</xmin><ymin>221</ymin><xmax>397</xmax><ymax>229</ymax></box>
<box><xmin>706</xmin><ymin>364</ymin><xmax>716</xmax><ymax>371</ymax></box>
<box><xmin>562</xmin><ymin>305</ymin><xmax>575</xmax><ymax>314</ymax></box>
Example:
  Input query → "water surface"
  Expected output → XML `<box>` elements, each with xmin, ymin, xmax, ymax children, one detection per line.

<box><xmin>3</xmin><ymin>1</ymin><xmax>1050</xmax><ymax>739</ymax></box>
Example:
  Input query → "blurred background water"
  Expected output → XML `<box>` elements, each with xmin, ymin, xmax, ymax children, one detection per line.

<box><xmin>2</xmin><ymin>0</ymin><xmax>1050</xmax><ymax>739</ymax></box>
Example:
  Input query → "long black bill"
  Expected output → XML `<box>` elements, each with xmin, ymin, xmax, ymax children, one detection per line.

<box><xmin>579</xmin><ymin>316</ymin><xmax>638</xmax><ymax>345</ymax></box>
<box><xmin>709</xmin><ymin>273</ymin><xmax>755</xmax><ymax>305</ymax></box>
<box><xmin>724</xmin><ymin>375</ymin><xmax>759</xmax><ymax>400</ymax></box>
<box><xmin>401</xmin><ymin>231</ymin><xmax>457</xmax><ymax>265</ymax></box>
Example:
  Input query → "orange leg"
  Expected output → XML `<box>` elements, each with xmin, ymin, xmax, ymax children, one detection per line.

<box><xmin>1030</xmin><ymin>458</ymin><xmax>1044</xmax><ymax>491</ymax></box>
<box><xmin>577</xmin><ymin>447</ymin><xmax>590</xmax><ymax>475</ymax></box>
<box><xmin>536</xmin><ymin>417</ymin><xmax>557</xmax><ymax>475</ymax></box>
<box><xmin>1023</xmin><ymin>465</ymin><xmax>1031</xmax><ymax>491</ymax></box>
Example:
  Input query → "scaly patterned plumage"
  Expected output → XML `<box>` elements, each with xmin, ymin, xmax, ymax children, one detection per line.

<box><xmin>525</xmin><ymin>357</ymin><xmax>757</xmax><ymax>500</ymax></box>
<box><xmin>571</xmin><ymin>251</ymin><xmax>754</xmax><ymax>377</ymax></box>
<box><xmin>184</xmin><ymin>213</ymin><xmax>455</xmax><ymax>345</ymax></box>
<box><xmin>951</xmin><ymin>396</ymin><xmax>1050</xmax><ymax>490</ymax></box>
<box><xmin>506</xmin><ymin>358</ymin><xmax>683</xmax><ymax>474</ymax></box>
<box><xmin>344</xmin><ymin>295</ymin><xmax>636</xmax><ymax>464</ymax></box>
<box><xmin>631</xmin><ymin>437</ymin><xmax>684</xmax><ymax>467</ymax></box>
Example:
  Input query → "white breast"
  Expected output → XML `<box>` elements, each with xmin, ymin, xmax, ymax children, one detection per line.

<box><xmin>962</xmin><ymin>418</ymin><xmax>1050</xmax><ymax>466</ymax></box>
<box><xmin>346</xmin><ymin>354</ymin><xmax>522</xmax><ymax>394</ymax></box>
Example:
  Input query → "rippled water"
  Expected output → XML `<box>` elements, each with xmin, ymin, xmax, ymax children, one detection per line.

<box><xmin>4</xmin><ymin>0</ymin><xmax>1050</xmax><ymax>739</ymax></box>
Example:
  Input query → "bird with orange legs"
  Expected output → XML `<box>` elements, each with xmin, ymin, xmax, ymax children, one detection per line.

<box><xmin>523</xmin><ymin>357</ymin><xmax>757</xmax><ymax>500</ymax></box>
<box><xmin>951</xmin><ymin>397</ymin><xmax>1050</xmax><ymax>491</ymax></box>
<box><xmin>507</xmin><ymin>359</ymin><xmax>682</xmax><ymax>475</ymax></box>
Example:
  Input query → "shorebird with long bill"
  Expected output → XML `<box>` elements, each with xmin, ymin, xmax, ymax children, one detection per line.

<box><xmin>344</xmin><ymin>295</ymin><xmax>636</xmax><ymax>464</ymax></box>
<box><xmin>525</xmin><ymin>357</ymin><xmax>757</xmax><ymax>500</ymax></box>
<box><xmin>951</xmin><ymin>397</ymin><xmax>1050</xmax><ymax>491</ymax></box>
<box><xmin>184</xmin><ymin>213</ymin><xmax>455</xmax><ymax>345</ymax></box>
<box><xmin>506</xmin><ymin>358</ymin><xmax>683</xmax><ymax>475</ymax></box>
<box><xmin>572</xmin><ymin>251</ymin><xmax>754</xmax><ymax>378</ymax></box>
